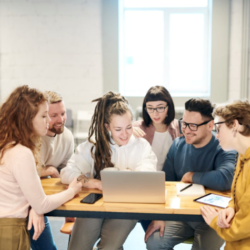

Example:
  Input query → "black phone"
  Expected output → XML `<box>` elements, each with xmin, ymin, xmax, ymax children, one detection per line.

<box><xmin>80</xmin><ymin>193</ymin><xmax>103</xmax><ymax>204</ymax></box>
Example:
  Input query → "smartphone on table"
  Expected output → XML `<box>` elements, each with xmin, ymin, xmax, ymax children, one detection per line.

<box><xmin>80</xmin><ymin>193</ymin><xmax>103</xmax><ymax>204</ymax></box>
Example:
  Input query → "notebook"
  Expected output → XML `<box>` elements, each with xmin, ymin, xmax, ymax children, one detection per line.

<box><xmin>100</xmin><ymin>170</ymin><xmax>166</xmax><ymax>203</ymax></box>
<box><xmin>176</xmin><ymin>183</ymin><xmax>205</xmax><ymax>197</ymax></box>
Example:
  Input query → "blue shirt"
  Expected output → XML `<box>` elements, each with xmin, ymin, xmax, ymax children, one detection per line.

<box><xmin>163</xmin><ymin>134</ymin><xmax>236</xmax><ymax>191</ymax></box>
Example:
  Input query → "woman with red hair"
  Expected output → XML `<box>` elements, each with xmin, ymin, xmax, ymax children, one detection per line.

<box><xmin>0</xmin><ymin>85</ymin><xmax>82</xmax><ymax>250</ymax></box>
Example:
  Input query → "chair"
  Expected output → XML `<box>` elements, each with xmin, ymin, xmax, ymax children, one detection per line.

<box><xmin>60</xmin><ymin>221</ymin><xmax>74</xmax><ymax>247</ymax></box>
<box><xmin>74</xmin><ymin>110</ymin><xmax>93</xmax><ymax>145</ymax></box>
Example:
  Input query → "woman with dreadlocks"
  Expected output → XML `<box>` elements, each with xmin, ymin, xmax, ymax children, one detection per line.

<box><xmin>61</xmin><ymin>91</ymin><xmax>157</xmax><ymax>250</ymax></box>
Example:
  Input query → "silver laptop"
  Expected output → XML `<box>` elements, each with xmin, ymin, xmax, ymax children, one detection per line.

<box><xmin>100</xmin><ymin>171</ymin><xmax>166</xmax><ymax>203</ymax></box>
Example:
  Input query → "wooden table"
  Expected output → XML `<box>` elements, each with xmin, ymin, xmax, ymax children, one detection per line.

<box><xmin>42</xmin><ymin>178</ymin><xmax>231</xmax><ymax>222</ymax></box>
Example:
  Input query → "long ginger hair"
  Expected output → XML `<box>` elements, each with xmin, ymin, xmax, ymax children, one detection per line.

<box><xmin>0</xmin><ymin>85</ymin><xmax>47</xmax><ymax>174</ymax></box>
<box><xmin>88</xmin><ymin>91</ymin><xmax>132</xmax><ymax>179</ymax></box>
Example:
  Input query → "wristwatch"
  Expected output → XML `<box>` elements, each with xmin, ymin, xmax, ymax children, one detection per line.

<box><xmin>77</xmin><ymin>174</ymin><xmax>89</xmax><ymax>184</ymax></box>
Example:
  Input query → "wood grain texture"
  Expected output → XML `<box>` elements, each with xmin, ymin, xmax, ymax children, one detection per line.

<box><xmin>42</xmin><ymin>178</ymin><xmax>231</xmax><ymax>216</ymax></box>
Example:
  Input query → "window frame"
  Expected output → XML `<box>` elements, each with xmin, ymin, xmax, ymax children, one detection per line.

<box><xmin>119</xmin><ymin>2</ymin><xmax>211</xmax><ymax>97</ymax></box>
<box><xmin>102</xmin><ymin>0</ymin><xmax>230</xmax><ymax>110</ymax></box>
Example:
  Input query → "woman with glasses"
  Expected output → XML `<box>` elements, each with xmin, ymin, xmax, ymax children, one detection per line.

<box><xmin>201</xmin><ymin>100</ymin><xmax>250</xmax><ymax>250</ymax></box>
<box><xmin>133</xmin><ymin>86</ymin><xmax>181</xmax><ymax>171</ymax></box>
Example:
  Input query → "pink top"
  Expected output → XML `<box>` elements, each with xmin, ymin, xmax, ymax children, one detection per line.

<box><xmin>133</xmin><ymin>119</ymin><xmax>182</xmax><ymax>145</ymax></box>
<box><xmin>0</xmin><ymin>144</ymin><xmax>75</xmax><ymax>218</ymax></box>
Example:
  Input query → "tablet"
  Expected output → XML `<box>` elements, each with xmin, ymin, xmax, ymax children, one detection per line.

<box><xmin>194</xmin><ymin>193</ymin><xmax>231</xmax><ymax>208</ymax></box>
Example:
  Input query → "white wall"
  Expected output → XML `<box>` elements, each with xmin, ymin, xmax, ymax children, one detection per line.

<box><xmin>0</xmin><ymin>0</ymin><xmax>103</xmax><ymax>116</ymax></box>
<box><xmin>0</xmin><ymin>0</ymin><xmax>249</xmax><ymax>116</ymax></box>
<box><xmin>228</xmin><ymin>0</ymin><xmax>243</xmax><ymax>100</ymax></box>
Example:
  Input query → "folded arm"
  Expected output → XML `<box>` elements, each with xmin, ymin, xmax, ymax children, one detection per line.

<box><xmin>192</xmin><ymin>150</ymin><xmax>236</xmax><ymax>191</ymax></box>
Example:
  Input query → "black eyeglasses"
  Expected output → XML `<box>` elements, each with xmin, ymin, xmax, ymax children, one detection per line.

<box><xmin>179</xmin><ymin>118</ymin><xmax>213</xmax><ymax>131</ymax></box>
<box><xmin>145</xmin><ymin>106</ymin><xmax>168</xmax><ymax>113</ymax></box>
<box><xmin>213</xmin><ymin>121</ymin><xmax>228</xmax><ymax>133</ymax></box>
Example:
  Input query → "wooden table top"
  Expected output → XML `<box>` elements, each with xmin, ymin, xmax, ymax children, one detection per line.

<box><xmin>42</xmin><ymin>178</ymin><xmax>231</xmax><ymax>221</ymax></box>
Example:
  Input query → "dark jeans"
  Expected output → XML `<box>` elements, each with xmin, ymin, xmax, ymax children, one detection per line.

<box><xmin>29</xmin><ymin>216</ymin><xmax>57</xmax><ymax>250</ymax></box>
<box><xmin>140</xmin><ymin>220</ymin><xmax>151</xmax><ymax>232</ymax></box>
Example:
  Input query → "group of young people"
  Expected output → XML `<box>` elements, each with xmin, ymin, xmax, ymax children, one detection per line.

<box><xmin>0</xmin><ymin>85</ymin><xmax>249</xmax><ymax>250</ymax></box>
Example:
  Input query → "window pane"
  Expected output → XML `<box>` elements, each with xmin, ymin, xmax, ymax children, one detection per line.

<box><xmin>168</xmin><ymin>13</ymin><xmax>208</xmax><ymax>95</ymax></box>
<box><xmin>124</xmin><ymin>0</ymin><xmax>208</xmax><ymax>8</ymax></box>
<box><xmin>121</xmin><ymin>11</ymin><xmax>164</xmax><ymax>96</ymax></box>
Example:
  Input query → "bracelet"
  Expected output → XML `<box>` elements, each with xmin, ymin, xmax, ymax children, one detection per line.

<box><xmin>77</xmin><ymin>174</ymin><xmax>89</xmax><ymax>184</ymax></box>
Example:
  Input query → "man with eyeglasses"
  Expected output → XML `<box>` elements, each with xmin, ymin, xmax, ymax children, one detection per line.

<box><xmin>146</xmin><ymin>98</ymin><xmax>236</xmax><ymax>250</ymax></box>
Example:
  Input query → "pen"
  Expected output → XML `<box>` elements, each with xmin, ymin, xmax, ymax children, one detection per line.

<box><xmin>180</xmin><ymin>183</ymin><xmax>193</xmax><ymax>192</ymax></box>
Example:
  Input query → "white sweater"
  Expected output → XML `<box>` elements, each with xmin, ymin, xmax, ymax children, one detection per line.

<box><xmin>41</xmin><ymin>127</ymin><xmax>74</xmax><ymax>170</ymax></box>
<box><xmin>60</xmin><ymin>135</ymin><xmax>157</xmax><ymax>184</ymax></box>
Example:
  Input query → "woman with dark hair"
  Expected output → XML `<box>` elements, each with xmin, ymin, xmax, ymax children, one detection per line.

<box><xmin>61</xmin><ymin>91</ymin><xmax>157</xmax><ymax>250</ymax></box>
<box><xmin>0</xmin><ymin>85</ymin><xmax>82</xmax><ymax>250</ymax></box>
<box><xmin>133</xmin><ymin>86</ymin><xmax>181</xmax><ymax>171</ymax></box>
<box><xmin>201</xmin><ymin>100</ymin><xmax>250</xmax><ymax>250</ymax></box>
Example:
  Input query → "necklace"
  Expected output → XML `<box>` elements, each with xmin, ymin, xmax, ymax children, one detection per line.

<box><xmin>232</xmin><ymin>153</ymin><xmax>244</xmax><ymax>205</ymax></box>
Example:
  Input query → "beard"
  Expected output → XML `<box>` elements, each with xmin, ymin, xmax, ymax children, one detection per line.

<box><xmin>184</xmin><ymin>133</ymin><xmax>208</xmax><ymax>146</ymax></box>
<box><xmin>48</xmin><ymin>123</ymin><xmax>65</xmax><ymax>135</ymax></box>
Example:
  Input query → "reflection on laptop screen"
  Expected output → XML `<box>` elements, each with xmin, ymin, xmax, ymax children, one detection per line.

<box><xmin>100</xmin><ymin>171</ymin><xmax>166</xmax><ymax>204</ymax></box>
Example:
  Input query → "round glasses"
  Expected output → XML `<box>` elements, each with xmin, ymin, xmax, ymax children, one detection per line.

<box><xmin>145</xmin><ymin>106</ymin><xmax>168</xmax><ymax>113</ymax></box>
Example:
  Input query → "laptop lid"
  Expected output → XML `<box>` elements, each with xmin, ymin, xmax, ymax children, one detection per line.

<box><xmin>100</xmin><ymin>171</ymin><xmax>166</xmax><ymax>203</ymax></box>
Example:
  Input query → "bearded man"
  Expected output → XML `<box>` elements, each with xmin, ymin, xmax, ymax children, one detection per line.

<box><xmin>145</xmin><ymin>98</ymin><xmax>236</xmax><ymax>250</ymax></box>
<box><xmin>40</xmin><ymin>91</ymin><xmax>74</xmax><ymax>178</ymax></box>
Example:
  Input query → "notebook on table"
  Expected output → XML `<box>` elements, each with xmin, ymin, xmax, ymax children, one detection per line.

<box><xmin>100</xmin><ymin>170</ymin><xmax>166</xmax><ymax>203</ymax></box>
<box><xmin>176</xmin><ymin>183</ymin><xmax>205</xmax><ymax>197</ymax></box>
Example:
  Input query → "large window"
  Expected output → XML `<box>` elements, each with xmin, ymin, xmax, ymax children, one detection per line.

<box><xmin>119</xmin><ymin>0</ymin><xmax>212</xmax><ymax>97</ymax></box>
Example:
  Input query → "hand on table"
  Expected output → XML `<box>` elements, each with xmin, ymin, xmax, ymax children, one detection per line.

<box><xmin>84</xmin><ymin>179</ymin><xmax>102</xmax><ymax>191</ymax></box>
<box><xmin>145</xmin><ymin>220</ymin><xmax>165</xmax><ymax>242</ymax></box>
<box><xmin>181</xmin><ymin>172</ymin><xmax>194</xmax><ymax>183</ymax></box>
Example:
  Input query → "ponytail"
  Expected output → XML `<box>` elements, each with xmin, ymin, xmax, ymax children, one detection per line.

<box><xmin>88</xmin><ymin>91</ymin><xmax>132</xmax><ymax>179</ymax></box>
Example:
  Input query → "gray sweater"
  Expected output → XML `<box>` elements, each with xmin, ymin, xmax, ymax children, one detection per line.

<box><xmin>163</xmin><ymin>134</ymin><xmax>236</xmax><ymax>191</ymax></box>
